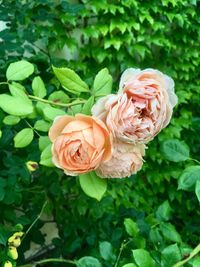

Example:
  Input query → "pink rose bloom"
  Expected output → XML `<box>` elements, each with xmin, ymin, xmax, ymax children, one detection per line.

<box><xmin>96</xmin><ymin>141</ymin><xmax>145</xmax><ymax>178</ymax></box>
<box><xmin>92</xmin><ymin>68</ymin><xmax>178</xmax><ymax>143</ymax></box>
<box><xmin>49</xmin><ymin>114</ymin><xmax>112</xmax><ymax>176</ymax></box>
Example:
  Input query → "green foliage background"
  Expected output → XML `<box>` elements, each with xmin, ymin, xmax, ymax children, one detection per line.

<box><xmin>0</xmin><ymin>0</ymin><xmax>200</xmax><ymax>266</ymax></box>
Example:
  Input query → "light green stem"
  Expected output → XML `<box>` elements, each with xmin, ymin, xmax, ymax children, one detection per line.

<box><xmin>18</xmin><ymin>258</ymin><xmax>76</xmax><ymax>267</ymax></box>
<box><xmin>28</xmin><ymin>95</ymin><xmax>85</xmax><ymax>107</ymax></box>
<box><xmin>0</xmin><ymin>82</ymin><xmax>8</xmax><ymax>86</ymax></box>
<box><xmin>189</xmin><ymin>157</ymin><xmax>200</xmax><ymax>165</ymax></box>
<box><xmin>21</xmin><ymin>200</ymin><xmax>48</xmax><ymax>242</ymax></box>
<box><xmin>172</xmin><ymin>243</ymin><xmax>200</xmax><ymax>267</ymax></box>
<box><xmin>114</xmin><ymin>239</ymin><xmax>132</xmax><ymax>267</ymax></box>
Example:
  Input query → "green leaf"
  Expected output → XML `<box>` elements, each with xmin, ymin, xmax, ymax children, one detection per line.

<box><xmin>3</xmin><ymin>115</ymin><xmax>20</xmax><ymax>125</ymax></box>
<box><xmin>32</xmin><ymin>76</ymin><xmax>47</xmax><ymax>98</ymax></box>
<box><xmin>82</xmin><ymin>96</ymin><xmax>95</xmax><ymax>115</ymax></box>
<box><xmin>77</xmin><ymin>256</ymin><xmax>102</xmax><ymax>267</ymax></box>
<box><xmin>161</xmin><ymin>139</ymin><xmax>189</xmax><ymax>162</ymax></box>
<box><xmin>161</xmin><ymin>244</ymin><xmax>182</xmax><ymax>267</ymax></box>
<box><xmin>195</xmin><ymin>180</ymin><xmax>200</xmax><ymax>202</ymax></box>
<box><xmin>43</xmin><ymin>106</ymin><xmax>66</xmax><ymax>121</ymax></box>
<box><xmin>48</xmin><ymin>90</ymin><xmax>70</xmax><ymax>103</ymax></box>
<box><xmin>132</xmin><ymin>249</ymin><xmax>155</xmax><ymax>267</ymax></box>
<box><xmin>160</xmin><ymin>222</ymin><xmax>181</xmax><ymax>243</ymax></box>
<box><xmin>6</xmin><ymin>60</ymin><xmax>34</xmax><ymax>81</ymax></box>
<box><xmin>122</xmin><ymin>264</ymin><xmax>137</xmax><ymax>267</ymax></box>
<box><xmin>14</xmin><ymin>128</ymin><xmax>34</xmax><ymax>148</ymax></box>
<box><xmin>9</xmin><ymin>82</ymin><xmax>30</xmax><ymax>101</ymax></box>
<box><xmin>38</xmin><ymin>136</ymin><xmax>51</xmax><ymax>151</ymax></box>
<box><xmin>67</xmin><ymin>102</ymin><xmax>83</xmax><ymax>115</ymax></box>
<box><xmin>93</xmin><ymin>68</ymin><xmax>112</xmax><ymax>96</ymax></box>
<box><xmin>0</xmin><ymin>178</ymin><xmax>6</xmax><ymax>201</ymax></box>
<box><xmin>79</xmin><ymin>172</ymin><xmax>107</xmax><ymax>201</ymax></box>
<box><xmin>40</xmin><ymin>144</ymin><xmax>54</xmax><ymax>167</ymax></box>
<box><xmin>0</xmin><ymin>225</ymin><xmax>9</xmax><ymax>246</ymax></box>
<box><xmin>99</xmin><ymin>241</ymin><xmax>115</xmax><ymax>262</ymax></box>
<box><xmin>178</xmin><ymin>166</ymin><xmax>200</xmax><ymax>191</ymax></box>
<box><xmin>52</xmin><ymin>66</ymin><xmax>89</xmax><ymax>95</ymax></box>
<box><xmin>124</xmin><ymin>218</ymin><xmax>139</xmax><ymax>237</ymax></box>
<box><xmin>193</xmin><ymin>257</ymin><xmax>200</xmax><ymax>267</ymax></box>
<box><xmin>156</xmin><ymin>200</ymin><xmax>172</xmax><ymax>221</ymax></box>
<box><xmin>34</xmin><ymin>120</ymin><xmax>50</xmax><ymax>132</ymax></box>
<box><xmin>149</xmin><ymin>228</ymin><xmax>163</xmax><ymax>244</ymax></box>
<box><xmin>0</xmin><ymin>94</ymin><xmax>33</xmax><ymax>116</ymax></box>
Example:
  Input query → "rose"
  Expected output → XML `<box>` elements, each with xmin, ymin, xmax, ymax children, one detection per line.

<box><xmin>96</xmin><ymin>141</ymin><xmax>145</xmax><ymax>178</ymax></box>
<box><xmin>49</xmin><ymin>114</ymin><xmax>112</xmax><ymax>176</ymax></box>
<box><xmin>92</xmin><ymin>68</ymin><xmax>178</xmax><ymax>143</ymax></box>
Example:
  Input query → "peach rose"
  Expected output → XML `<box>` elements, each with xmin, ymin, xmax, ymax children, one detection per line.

<box><xmin>48</xmin><ymin>114</ymin><xmax>112</xmax><ymax>176</ymax></box>
<box><xmin>92</xmin><ymin>68</ymin><xmax>178</xmax><ymax>143</ymax></box>
<box><xmin>96</xmin><ymin>141</ymin><xmax>145</xmax><ymax>178</ymax></box>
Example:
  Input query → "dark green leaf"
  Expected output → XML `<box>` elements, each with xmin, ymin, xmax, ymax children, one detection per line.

<box><xmin>178</xmin><ymin>166</ymin><xmax>200</xmax><ymax>191</ymax></box>
<box><xmin>77</xmin><ymin>256</ymin><xmax>102</xmax><ymax>267</ymax></box>
<box><xmin>161</xmin><ymin>139</ymin><xmax>189</xmax><ymax>162</ymax></box>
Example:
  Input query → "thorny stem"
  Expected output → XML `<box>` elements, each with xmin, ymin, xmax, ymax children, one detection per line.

<box><xmin>18</xmin><ymin>258</ymin><xmax>76</xmax><ymax>267</ymax></box>
<box><xmin>28</xmin><ymin>94</ymin><xmax>86</xmax><ymax>107</ymax></box>
<box><xmin>172</xmin><ymin>243</ymin><xmax>200</xmax><ymax>267</ymax></box>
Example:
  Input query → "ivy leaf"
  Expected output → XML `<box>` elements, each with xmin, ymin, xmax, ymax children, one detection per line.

<box><xmin>79</xmin><ymin>172</ymin><xmax>107</xmax><ymax>201</ymax></box>
<box><xmin>77</xmin><ymin>256</ymin><xmax>102</xmax><ymax>267</ymax></box>
<box><xmin>161</xmin><ymin>244</ymin><xmax>182</xmax><ymax>267</ymax></box>
<box><xmin>14</xmin><ymin>128</ymin><xmax>34</xmax><ymax>148</ymax></box>
<box><xmin>93</xmin><ymin>68</ymin><xmax>112</xmax><ymax>96</ymax></box>
<box><xmin>160</xmin><ymin>222</ymin><xmax>181</xmax><ymax>243</ymax></box>
<box><xmin>122</xmin><ymin>264</ymin><xmax>137</xmax><ymax>267</ymax></box>
<box><xmin>132</xmin><ymin>249</ymin><xmax>155</xmax><ymax>267</ymax></box>
<box><xmin>161</xmin><ymin>139</ymin><xmax>189</xmax><ymax>162</ymax></box>
<box><xmin>178</xmin><ymin>166</ymin><xmax>200</xmax><ymax>191</ymax></box>
<box><xmin>156</xmin><ymin>200</ymin><xmax>172</xmax><ymax>221</ymax></box>
<box><xmin>52</xmin><ymin>66</ymin><xmax>89</xmax><ymax>95</ymax></box>
<box><xmin>124</xmin><ymin>218</ymin><xmax>139</xmax><ymax>237</ymax></box>
<box><xmin>82</xmin><ymin>96</ymin><xmax>95</xmax><ymax>115</ymax></box>
<box><xmin>0</xmin><ymin>178</ymin><xmax>6</xmax><ymax>201</ymax></box>
<box><xmin>0</xmin><ymin>94</ymin><xmax>33</xmax><ymax>116</ymax></box>
<box><xmin>195</xmin><ymin>180</ymin><xmax>200</xmax><ymax>202</ymax></box>
<box><xmin>99</xmin><ymin>241</ymin><xmax>116</xmax><ymax>262</ymax></box>
<box><xmin>32</xmin><ymin>76</ymin><xmax>47</xmax><ymax>98</ymax></box>
<box><xmin>6</xmin><ymin>60</ymin><xmax>34</xmax><ymax>81</ymax></box>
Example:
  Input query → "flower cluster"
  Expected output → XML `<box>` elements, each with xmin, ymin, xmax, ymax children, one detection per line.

<box><xmin>49</xmin><ymin>68</ymin><xmax>177</xmax><ymax>178</ymax></box>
